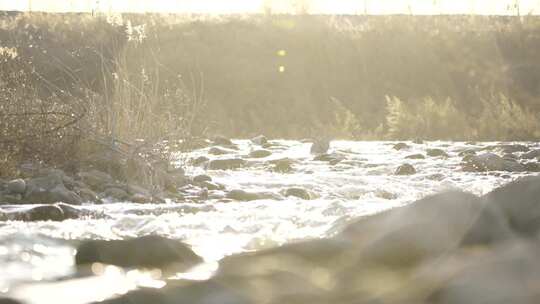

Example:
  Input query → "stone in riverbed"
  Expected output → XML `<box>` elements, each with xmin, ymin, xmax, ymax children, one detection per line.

<box><xmin>213</xmin><ymin>136</ymin><xmax>234</xmax><ymax>146</ymax></box>
<box><xmin>520</xmin><ymin>149</ymin><xmax>540</xmax><ymax>159</ymax></box>
<box><xmin>248</xmin><ymin>149</ymin><xmax>272</xmax><ymax>158</ymax></box>
<box><xmin>208</xmin><ymin>147</ymin><xmax>233</xmax><ymax>155</ymax></box>
<box><xmin>25</xmin><ymin>184</ymin><xmax>82</xmax><ymax>205</ymax></box>
<box><xmin>271</xmin><ymin>158</ymin><xmax>294</xmax><ymax>173</ymax></box>
<box><xmin>208</xmin><ymin>159</ymin><xmax>246</xmax><ymax>170</ymax></box>
<box><xmin>226</xmin><ymin>190</ymin><xmax>278</xmax><ymax>201</ymax></box>
<box><xmin>14</xmin><ymin>203</ymin><xmax>80</xmax><ymax>222</ymax></box>
<box><xmin>75</xmin><ymin>235</ymin><xmax>203</xmax><ymax>270</ymax></box>
<box><xmin>393</xmin><ymin>142</ymin><xmax>410</xmax><ymax>150</ymax></box>
<box><xmin>6</xmin><ymin>179</ymin><xmax>26</xmax><ymax>194</ymax></box>
<box><xmin>310</xmin><ymin>139</ymin><xmax>330</xmax><ymax>155</ymax></box>
<box><xmin>395</xmin><ymin>164</ymin><xmax>416</xmax><ymax>175</ymax></box>
<box><xmin>426</xmin><ymin>148</ymin><xmax>449</xmax><ymax>157</ymax></box>
<box><xmin>192</xmin><ymin>156</ymin><xmax>210</xmax><ymax>166</ymax></box>
<box><xmin>193</xmin><ymin>174</ymin><xmax>212</xmax><ymax>183</ymax></box>
<box><xmin>462</xmin><ymin>153</ymin><xmax>526</xmax><ymax>172</ymax></box>
<box><xmin>251</xmin><ymin>135</ymin><xmax>268</xmax><ymax>145</ymax></box>
<box><xmin>102</xmin><ymin>187</ymin><xmax>129</xmax><ymax>201</ymax></box>
<box><xmin>405</xmin><ymin>154</ymin><xmax>425</xmax><ymax>160</ymax></box>
<box><xmin>78</xmin><ymin>170</ymin><xmax>113</xmax><ymax>191</ymax></box>
<box><xmin>284</xmin><ymin>188</ymin><xmax>312</xmax><ymax>200</ymax></box>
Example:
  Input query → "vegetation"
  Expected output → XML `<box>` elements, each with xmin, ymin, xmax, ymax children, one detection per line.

<box><xmin>1</xmin><ymin>12</ymin><xmax>540</xmax><ymax>176</ymax></box>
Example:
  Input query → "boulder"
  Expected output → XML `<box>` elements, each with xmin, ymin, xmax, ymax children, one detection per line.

<box><xmin>14</xmin><ymin>203</ymin><xmax>80</xmax><ymax>222</ymax></box>
<box><xmin>405</xmin><ymin>154</ymin><xmax>425</xmax><ymax>160</ymax></box>
<box><xmin>6</xmin><ymin>179</ymin><xmax>26</xmax><ymax>194</ymax></box>
<box><xmin>226</xmin><ymin>190</ymin><xmax>277</xmax><ymax>201</ymax></box>
<box><xmin>495</xmin><ymin>144</ymin><xmax>529</xmax><ymax>154</ymax></box>
<box><xmin>313</xmin><ymin>153</ymin><xmax>344</xmax><ymax>165</ymax></box>
<box><xmin>78</xmin><ymin>188</ymin><xmax>101</xmax><ymax>203</ymax></box>
<box><xmin>25</xmin><ymin>183</ymin><xmax>82</xmax><ymax>205</ymax></box>
<box><xmin>251</xmin><ymin>135</ymin><xmax>268</xmax><ymax>145</ymax></box>
<box><xmin>208</xmin><ymin>147</ymin><xmax>233</xmax><ymax>155</ymax></box>
<box><xmin>192</xmin><ymin>156</ymin><xmax>210</xmax><ymax>166</ymax></box>
<box><xmin>193</xmin><ymin>175</ymin><xmax>212</xmax><ymax>183</ymax></box>
<box><xmin>78</xmin><ymin>170</ymin><xmax>113</xmax><ymax>191</ymax></box>
<box><xmin>248</xmin><ymin>149</ymin><xmax>272</xmax><ymax>158</ymax></box>
<box><xmin>130</xmin><ymin>193</ymin><xmax>153</xmax><ymax>204</ymax></box>
<box><xmin>395</xmin><ymin>164</ymin><xmax>416</xmax><ymax>175</ymax></box>
<box><xmin>75</xmin><ymin>235</ymin><xmax>203</xmax><ymax>270</ymax></box>
<box><xmin>102</xmin><ymin>187</ymin><xmax>129</xmax><ymax>201</ymax></box>
<box><xmin>393</xmin><ymin>142</ymin><xmax>410</xmax><ymax>151</ymax></box>
<box><xmin>310</xmin><ymin>139</ymin><xmax>330</xmax><ymax>155</ymax></box>
<box><xmin>208</xmin><ymin>159</ymin><xmax>246</xmax><ymax>170</ymax></box>
<box><xmin>271</xmin><ymin>159</ymin><xmax>294</xmax><ymax>173</ymax></box>
<box><xmin>462</xmin><ymin>153</ymin><xmax>526</xmax><ymax>172</ymax></box>
<box><xmin>284</xmin><ymin>188</ymin><xmax>312</xmax><ymax>200</ymax></box>
<box><xmin>458</xmin><ymin>149</ymin><xmax>477</xmax><ymax>157</ymax></box>
<box><xmin>0</xmin><ymin>194</ymin><xmax>21</xmax><ymax>204</ymax></box>
<box><xmin>213</xmin><ymin>136</ymin><xmax>234</xmax><ymax>146</ymax></box>
<box><xmin>520</xmin><ymin>149</ymin><xmax>540</xmax><ymax>159</ymax></box>
<box><xmin>426</xmin><ymin>148</ymin><xmax>449</xmax><ymax>157</ymax></box>
<box><xmin>201</xmin><ymin>181</ymin><xmax>221</xmax><ymax>191</ymax></box>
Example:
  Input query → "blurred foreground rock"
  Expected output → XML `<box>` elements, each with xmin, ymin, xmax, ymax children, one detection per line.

<box><xmin>97</xmin><ymin>175</ymin><xmax>540</xmax><ymax>304</ymax></box>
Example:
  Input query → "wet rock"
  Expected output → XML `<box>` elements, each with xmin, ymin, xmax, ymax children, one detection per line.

<box><xmin>213</xmin><ymin>136</ymin><xmax>234</xmax><ymax>146</ymax></box>
<box><xmin>201</xmin><ymin>181</ymin><xmax>221</xmax><ymax>191</ymax></box>
<box><xmin>393</xmin><ymin>142</ymin><xmax>410</xmax><ymax>151</ymax></box>
<box><xmin>248</xmin><ymin>149</ymin><xmax>272</xmax><ymax>158</ymax></box>
<box><xmin>0</xmin><ymin>194</ymin><xmax>21</xmax><ymax>204</ymax></box>
<box><xmin>226</xmin><ymin>190</ymin><xmax>277</xmax><ymax>201</ymax></box>
<box><xmin>0</xmin><ymin>297</ymin><xmax>23</xmax><ymax>304</ymax></box>
<box><xmin>524</xmin><ymin>162</ymin><xmax>540</xmax><ymax>172</ymax></box>
<box><xmin>270</xmin><ymin>158</ymin><xmax>294</xmax><ymax>173</ymax></box>
<box><xmin>458</xmin><ymin>149</ymin><xmax>477</xmax><ymax>157</ymax></box>
<box><xmin>481</xmin><ymin>175</ymin><xmax>540</xmax><ymax>237</ymax></box>
<box><xmin>95</xmin><ymin>280</ymin><xmax>250</xmax><ymax>304</ymax></box>
<box><xmin>520</xmin><ymin>149</ymin><xmax>540</xmax><ymax>159</ymax></box>
<box><xmin>6</xmin><ymin>179</ymin><xmax>26</xmax><ymax>194</ymax></box>
<box><xmin>395</xmin><ymin>164</ymin><xmax>416</xmax><ymax>175</ymax></box>
<box><xmin>495</xmin><ymin>144</ymin><xmax>529</xmax><ymax>154</ymax></box>
<box><xmin>251</xmin><ymin>135</ymin><xmax>268</xmax><ymax>145</ymax></box>
<box><xmin>193</xmin><ymin>174</ymin><xmax>212</xmax><ymax>183</ymax></box>
<box><xmin>502</xmin><ymin>153</ymin><xmax>517</xmax><ymax>160</ymax></box>
<box><xmin>405</xmin><ymin>154</ymin><xmax>425</xmax><ymax>160</ymax></box>
<box><xmin>426</xmin><ymin>148</ymin><xmax>449</xmax><ymax>157</ymax></box>
<box><xmin>340</xmin><ymin>191</ymin><xmax>483</xmax><ymax>267</ymax></box>
<box><xmin>284</xmin><ymin>188</ymin><xmax>312</xmax><ymax>200</ymax></box>
<box><xmin>75</xmin><ymin>235</ymin><xmax>203</xmax><ymax>270</ymax></box>
<box><xmin>375</xmin><ymin>190</ymin><xmax>398</xmax><ymax>200</ymax></box>
<box><xmin>25</xmin><ymin>183</ymin><xmax>82</xmax><ymax>205</ymax></box>
<box><xmin>78</xmin><ymin>170</ymin><xmax>113</xmax><ymax>191</ymax></box>
<box><xmin>192</xmin><ymin>156</ymin><xmax>210</xmax><ymax>166</ymax></box>
<box><xmin>208</xmin><ymin>147</ymin><xmax>233</xmax><ymax>155</ymax></box>
<box><xmin>413</xmin><ymin>139</ymin><xmax>424</xmax><ymax>144</ymax></box>
<box><xmin>208</xmin><ymin>159</ymin><xmax>246</xmax><ymax>170</ymax></box>
<box><xmin>462</xmin><ymin>153</ymin><xmax>526</xmax><ymax>172</ymax></box>
<box><xmin>130</xmin><ymin>193</ymin><xmax>153</xmax><ymax>204</ymax></box>
<box><xmin>78</xmin><ymin>188</ymin><xmax>101</xmax><ymax>203</ymax></box>
<box><xmin>310</xmin><ymin>139</ymin><xmax>330</xmax><ymax>155</ymax></box>
<box><xmin>17</xmin><ymin>204</ymin><xmax>70</xmax><ymax>221</ymax></box>
<box><xmin>102</xmin><ymin>187</ymin><xmax>129</xmax><ymax>201</ymax></box>
<box><xmin>313</xmin><ymin>153</ymin><xmax>344</xmax><ymax>165</ymax></box>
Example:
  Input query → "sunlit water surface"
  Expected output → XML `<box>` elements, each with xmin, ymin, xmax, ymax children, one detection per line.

<box><xmin>1</xmin><ymin>140</ymin><xmax>536</xmax><ymax>303</ymax></box>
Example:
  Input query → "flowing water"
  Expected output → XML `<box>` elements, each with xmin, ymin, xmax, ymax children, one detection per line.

<box><xmin>0</xmin><ymin>140</ymin><xmax>536</xmax><ymax>303</ymax></box>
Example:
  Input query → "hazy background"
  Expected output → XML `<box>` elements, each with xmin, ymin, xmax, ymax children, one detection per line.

<box><xmin>1</xmin><ymin>0</ymin><xmax>540</xmax><ymax>15</ymax></box>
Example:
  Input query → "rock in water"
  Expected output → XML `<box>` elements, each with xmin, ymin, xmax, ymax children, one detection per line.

<box><xmin>463</xmin><ymin>153</ymin><xmax>526</xmax><ymax>172</ymax></box>
<box><xmin>310</xmin><ymin>138</ymin><xmax>330</xmax><ymax>155</ymax></box>
<box><xmin>405</xmin><ymin>154</ymin><xmax>425</xmax><ymax>159</ymax></box>
<box><xmin>395</xmin><ymin>164</ymin><xmax>416</xmax><ymax>175</ymax></box>
<box><xmin>75</xmin><ymin>235</ymin><xmax>203</xmax><ymax>271</ymax></box>
<box><xmin>393</xmin><ymin>142</ymin><xmax>410</xmax><ymax>150</ymax></box>
<box><xmin>284</xmin><ymin>188</ymin><xmax>312</xmax><ymax>200</ymax></box>
<box><xmin>248</xmin><ymin>149</ymin><xmax>272</xmax><ymax>158</ymax></box>
<box><xmin>6</xmin><ymin>179</ymin><xmax>26</xmax><ymax>194</ymax></box>
<box><xmin>251</xmin><ymin>135</ymin><xmax>268</xmax><ymax>145</ymax></box>
<box><xmin>426</xmin><ymin>148</ymin><xmax>449</xmax><ymax>157</ymax></box>
<box><xmin>213</xmin><ymin>136</ymin><xmax>234</xmax><ymax>146</ymax></box>
<box><xmin>208</xmin><ymin>159</ymin><xmax>246</xmax><ymax>170</ymax></box>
